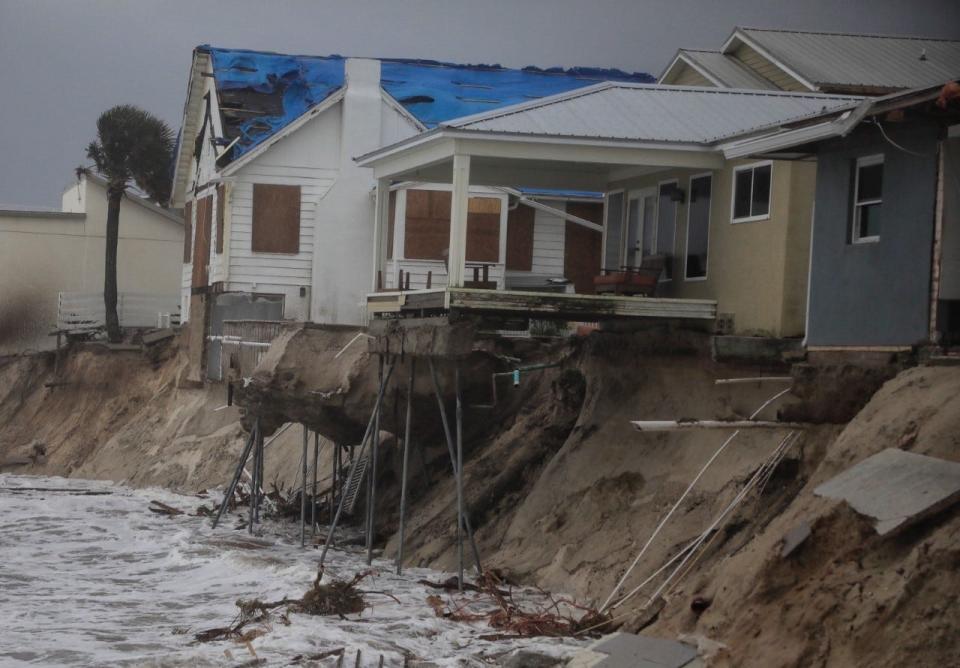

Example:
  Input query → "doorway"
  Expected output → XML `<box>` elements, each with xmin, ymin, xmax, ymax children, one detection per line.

<box><xmin>626</xmin><ymin>188</ymin><xmax>657</xmax><ymax>267</ymax></box>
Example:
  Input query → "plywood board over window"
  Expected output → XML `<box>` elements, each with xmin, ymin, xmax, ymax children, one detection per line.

<box><xmin>506</xmin><ymin>204</ymin><xmax>535</xmax><ymax>271</ymax></box>
<box><xmin>564</xmin><ymin>201</ymin><xmax>604</xmax><ymax>293</ymax></box>
<box><xmin>252</xmin><ymin>184</ymin><xmax>301</xmax><ymax>254</ymax></box>
<box><xmin>403</xmin><ymin>189</ymin><xmax>502</xmax><ymax>263</ymax></box>
<box><xmin>183</xmin><ymin>200</ymin><xmax>193</xmax><ymax>263</ymax></box>
<box><xmin>192</xmin><ymin>195</ymin><xmax>213</xmax><ymax>288</ymax></box>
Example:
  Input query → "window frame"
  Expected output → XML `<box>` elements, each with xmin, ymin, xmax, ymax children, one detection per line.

<box><xmin>730</xmin><ymin>160</ymin><xmax>773</xmax><ymax>224</ymax></box>
<box><xmin>601</xmin><ymin>189</ymin><xmax>626</xmax><ymax>270</ymax></box>
<box><xmin>684</xmin><ymin>172</ymin><xmax>713</xmax><ymax>282</ymax></box>
<box><xmin>851</xmin><ymin>153</ymin><xmax>883</xmax><ymax>244</ymax></box>
<box><xmin>656</xmin><ymin>179</ymin><xmax>679</xmax><ymax>282</ymax></box>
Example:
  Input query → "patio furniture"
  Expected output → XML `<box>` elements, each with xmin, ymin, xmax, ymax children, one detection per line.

<box><xmin>593</xmin><ymin>254</ymin><xmax>666</xmax><ymax>297</ymax></box>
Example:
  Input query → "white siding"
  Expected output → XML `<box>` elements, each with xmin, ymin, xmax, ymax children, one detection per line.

<box><xmin>531</xmin><ymin>206</ymin><xmax>566</xmax><ymax>277</ymax></box>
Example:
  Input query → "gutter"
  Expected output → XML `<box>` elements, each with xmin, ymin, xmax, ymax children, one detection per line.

<box><xmin>496</xmin><ymin>187</ymin><xmax>604</xmax><ymax>232</ymax></box>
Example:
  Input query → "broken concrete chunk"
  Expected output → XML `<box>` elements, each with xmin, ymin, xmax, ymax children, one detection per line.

<box><xmin>780</xmin><ymin>521</ymin><xmax>812</xmax><ymax>558</ymax></box>
<box><xmin>814</xmin><ymin>448</ymin><xmax>960</xmax><ymax>535</ymax></box>
<box><xmin>568</xmin><ymin>632</ymin><xmax>699</xmax><ymax>668</ymax></box>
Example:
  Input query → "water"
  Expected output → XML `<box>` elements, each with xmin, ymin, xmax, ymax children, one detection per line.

<box><xmin>0</xmin><ymin>475</ymin><xmax>585</xmax><ymax>667</ymax></box>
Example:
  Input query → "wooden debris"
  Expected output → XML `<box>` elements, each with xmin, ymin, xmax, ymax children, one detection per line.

<box><xmin>631</xmin><ymin>419</ymin><xmax>808</xmax><ymax>432</ymax></box>
<box><xmin>148</xmin><ymin>500</ymin><xmax>185</xmax><ymax>516</ymax></box>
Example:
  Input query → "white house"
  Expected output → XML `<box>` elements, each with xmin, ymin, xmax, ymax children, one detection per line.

<box><xmin>0</xmin><ymin>171</ymin><xmax>183</xmax><ymax>355</ymax></box>
<box><xmin>170</xmin><ymin>46</ymin><xmax>649</xmax><ymax>378</ymax></box>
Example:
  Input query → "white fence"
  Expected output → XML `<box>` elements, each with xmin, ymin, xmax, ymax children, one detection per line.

<box><xmin>57</xmin><ymin>291</ymin><xmax>181</xmax><ymax>332</ymax></box>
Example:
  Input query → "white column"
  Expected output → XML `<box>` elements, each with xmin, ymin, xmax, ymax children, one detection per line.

<box><xmin>372</xmin><ymin>177</ymin><xmax>390</xmax><ymax>291</ymax></box>
<box><xmin>448</xmin><ymin>154</ymin><xmax>471</xmax><ymax>288</ymax></box>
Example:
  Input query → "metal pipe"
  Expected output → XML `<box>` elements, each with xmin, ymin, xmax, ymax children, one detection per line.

<box><xmin>212</xmin><ymin>421</ymin><xmax>257</xmax><ymax>529</ymax></box>
<box><xmin>320</xmin><ymin>361</ymin><xmax>395</xmax><ymax>565</ymax></box>
<box><xmin>455</xmin><ymin>364</ymin><xmax>464</xmax><ymax>592</ymax></box>
<box><xmin>367</xmin><ymin>355</ymin><xmax>385</xmax><ymax>565</ymax></box>
<box><xmin>427</xmin><ymin>358</ymin><xmax>483</xmax><ymax>575</ymax></box>
<box><xmin>312</xmin><ymin>431</ymin><xmax>319</xmax><ymax>536</ymax></box>
<box><xmin>248</xmin><ymin>425</ymin><xmax>260</xmax><ymax>534</ymax></box>
<box><xmin>300</xmin><ymin>425</ymin><xmax>308</xmax><ymax>547</ymax></box>
<box><xmin>397</xmin><ymin>358</ymin><xmax>416</xmax><ymax>575</ymax></box>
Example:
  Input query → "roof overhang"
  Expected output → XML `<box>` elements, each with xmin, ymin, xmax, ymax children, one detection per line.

<box><xmin>355</xmin><ymin>128</ymin><xmax>724</xmax><ymax>190</ymax></box>
<box><xmin>659</xmin><ymin>50</ymin><xmax>724</xmax><ymax>86</ymax></box>
<box><xmin>171</xmin><ymin>49</ymin><xmax>211</xmax><ymax>208</ymax></box>
<box><xmin>721</xmin><ymin>28</ymin><xmax>818</xmax><ymax>92</ymax></box>
<box><xmin>718</xmin><ymin>81</ymin><xmax>955</xmax><ymax>159</ymax></box>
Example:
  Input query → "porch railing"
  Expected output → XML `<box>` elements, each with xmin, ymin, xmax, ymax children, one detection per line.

<box><xmin>57</xmin><ymin>291</ymin><xmax>181</xmax><ymax>332</ymax></box>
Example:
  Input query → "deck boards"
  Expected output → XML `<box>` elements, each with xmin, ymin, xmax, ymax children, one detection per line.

<box><xmin>367</xmin><ymin>287</ymin><xmax>716</xmax><ymax>321</ymax></box>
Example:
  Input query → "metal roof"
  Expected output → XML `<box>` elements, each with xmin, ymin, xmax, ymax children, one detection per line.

<box><xmin>678</xmin><ymin>50</ymin><xmax>777</xmax><ymax>90</ymax></box>
<box><xmin>731</xmin><ymin>28</ymin><xmax>960</xmax><ymax>92</ymax></box>
<box><xmin>446</xmin><ymin>83</ymin><xmax>861</xmax><ymax>144</ymax></box>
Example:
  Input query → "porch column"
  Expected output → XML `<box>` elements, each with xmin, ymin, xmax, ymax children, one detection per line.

<box><xmin>372</xmin><ymin>177</ymin><xmax>390</xmax><ymax>291</ymax></box>
<box><xmin>448</xmin><ymin>154</ymin><xmax>471</xmax><ymax>288</ymax></box>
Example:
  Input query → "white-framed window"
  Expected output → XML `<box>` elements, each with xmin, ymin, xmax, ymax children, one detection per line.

<box><xmin>851</xmin><ymin>154</ymin><xmax>883</xmax><ymax>244</ymax></box>
<box><xmin>731</xmin><ymin>160</ymin><xmax>772</xmax><ymax>223</ymax></box>
<box><xmin>656</xmin><ymin>180</ymin><xmax>679</xmax><ymax>280</ymax></box>
<box><xmin>685</xmin><ymin>173</ymin><xmax>712</xmax><ymax>280</ymax></box>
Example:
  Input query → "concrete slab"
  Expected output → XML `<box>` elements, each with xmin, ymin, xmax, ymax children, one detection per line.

<box><xmin>780</xmin><ymin>521</ymin><xmax>812</xmax><ymax>558</ymax></box>
<box><xmin>814</xmin><ymin>448</ymin><xmax>960</xmax><ymax>535</ymax></box>
<box><xmin>568</xmin><ymin>632</ymin><xmax>699</xmax><ymax>668</ymax></box>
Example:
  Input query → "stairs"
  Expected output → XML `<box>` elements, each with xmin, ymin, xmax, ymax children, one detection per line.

<box><xmin>342</xmin><ymin>453</ymin><xmax>369</xmax><ymax>515</ymax></box>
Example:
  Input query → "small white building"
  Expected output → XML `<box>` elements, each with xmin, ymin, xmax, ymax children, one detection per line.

<box><xmin>170</xmin><ymin>47</ymin><xmax>648</xmax><ymax>378</ymax></box>
<box><xmin>0</xmin><ymin>172</ymin><xmax>184</xmax><ymax>355</ymax></box>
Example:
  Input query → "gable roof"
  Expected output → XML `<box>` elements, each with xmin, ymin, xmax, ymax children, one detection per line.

<box><xmin>443</xmin><ymin>82</ymin><xmax>861</xmax><ymax>144</ymax></box>
<box><xmin>662</xmin><ymin>49</ymin><xmax>777</xmax><ymax>90</ymax></box>
<box><xmin>724</xmin><ymin>27</ymin><xmax>960</xmax><ymax>93</ymax></box>
<box><xmin>198</xmin><ymin>46</ymin><xmax>654</xmax><ymax>162</ymax></box>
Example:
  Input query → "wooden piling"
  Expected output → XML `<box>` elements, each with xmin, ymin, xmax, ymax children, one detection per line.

<box><xmin>397</xmin><ymin>358</ymin><xmax>416</xmax><ymax>575</ymax></box>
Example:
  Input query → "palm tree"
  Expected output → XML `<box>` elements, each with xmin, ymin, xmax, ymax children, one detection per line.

<box><xmin>86</xmin><ymin>105</ymin><xmax>174</xmax><ymax>342</ymax></box>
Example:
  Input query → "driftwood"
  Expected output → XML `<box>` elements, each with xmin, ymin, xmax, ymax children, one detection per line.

<box><xmin>425</xmin><ymin>573</ymin><xmax>614</xmax><ymax>638</ymax></box>
<box><xmin>148</xmin><ymin>500</ymin><xmax>185</xmax><ymax>516</ymax></box>
<box><xmin>194</xmin><ymin>569</ymin><xmax>376</xmax><ymax>644</ymax></box>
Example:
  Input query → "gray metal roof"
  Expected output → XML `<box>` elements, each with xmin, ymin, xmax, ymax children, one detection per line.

<box><xmin>446</xmin><ymin>83</ymin><xmax>860</xmax><ymax>144</ymax></box>
<box><xmin>734</xmin><ymin>28</ymin><xmax>960</xmax><ymax>91</ymax></box>
<box><xmin>680</xmin><ymin>50</ymin><xmax>778</xmax><ymax>90</ymax></box>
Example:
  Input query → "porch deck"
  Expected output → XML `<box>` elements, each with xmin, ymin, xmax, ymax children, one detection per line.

<box><xmin>366</xmin><ymin>287</ymin><xmax>717</xmax><ymax>321</ymax></box>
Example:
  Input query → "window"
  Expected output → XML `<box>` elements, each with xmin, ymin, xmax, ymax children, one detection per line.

<box><xmin>685</xmin><ymin>174</ymin><xmax>712</xmax><ymax>279</ymax></box>
<box><xmin>603</xmin><ymin>192</ymin><xmax>624</xmax><ymax>269</ymax></box>
<box><xmin>731</xmin><ymin>161</ymin><xmax>772</xmax><ymax>222</ymax></box>
<box><xmin>852</xmin><ymin>154</ymin><xmax>883</xmax><ymax>243</ymax></box>
<box><xmin>182</xmin><ymin>200</ymin><xmax>193</xmax><ymax>263</ymax></box>
<box><xmin>657</xmin><ymin>181</ymin><xmax>679</xmax><ymax>279</ymax></box>
<box><xmin>215</xmin><ymin>184</ymin><xmax>225</xmax><ymax>254</ymax></box>
<box><xmin>252</xmin><ymin>184</ymin><xmax>301</xmax><ymax>254</ymax></box>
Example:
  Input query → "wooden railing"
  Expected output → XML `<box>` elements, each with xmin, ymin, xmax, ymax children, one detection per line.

<box><xmin>57</xmin><ymin>291</ymin><xmax>180</xmax><ymax>332</ymax></box>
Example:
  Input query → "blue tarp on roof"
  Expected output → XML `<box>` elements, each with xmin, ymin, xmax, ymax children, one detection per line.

<box><xmin>380</xmin><ymin>59</ymin><xmax>653</xmax><ymax>128</ymax></box>
<box><xmin>201</xmin><ymin>46</ymin><xmax>653</xmax><ymax>161</ymax></box>
<box><xmin>206</xmin><ymin>48</ymin><xmax>345</xmax><ymax>157</ymax></box>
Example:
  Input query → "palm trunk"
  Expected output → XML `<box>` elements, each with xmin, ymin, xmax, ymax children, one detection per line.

<box><xmin>104</xmin><ymin>185</ymin><xmax>123</xmax><ymax>342</ymax></box>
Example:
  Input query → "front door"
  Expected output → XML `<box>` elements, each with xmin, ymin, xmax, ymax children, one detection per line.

<box><xmin>625</xmin><ymin>188</ymin><xmax>657</xmax><ymax>268</ymax></box>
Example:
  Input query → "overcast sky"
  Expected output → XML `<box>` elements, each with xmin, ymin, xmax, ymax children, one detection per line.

<box><xmin>1</xmin><ymin>0</ymin><xmax>958</xmax><ymax>207</ymax></box>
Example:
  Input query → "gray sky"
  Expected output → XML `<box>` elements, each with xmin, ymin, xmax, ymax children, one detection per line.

<box><xmin>1</xmin><ymin>0</ymin><xmax>958</xmax><ymax>207</ymax></box>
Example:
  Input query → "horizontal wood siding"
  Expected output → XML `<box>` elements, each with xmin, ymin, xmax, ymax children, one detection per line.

<box><xmin>732</xmin><ymin>43</ymin><xmax>807</xmax><ymax>91</ymax></box>
<box><xmin>670</xmin><ymin>63</ymin><xmax>713</xmax><ymax>86</ymax></box>
<box><xmin>531</xmin><ymin>207</ymin><xmax>565</xmax><ymax>276</ymax></box>
<box><xmin>227</xmin><ymin>165</ymin><xmax>337</xmax><ymax>289</ymax></box>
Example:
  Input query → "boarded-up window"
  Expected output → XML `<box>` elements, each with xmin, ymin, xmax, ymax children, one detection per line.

<box><xmin>505</xmin><ymin>205</ymin><xmax>535</xmax><ymax>271</ymax></box>
<box><xmin>183</xmin><ymin>200</ymin><xmax>193</xmax><ymax>263</ymax></box>
<box><xmin>386</xmin><ymin>190</ymin><xmax>396</xmax><ymax>260</ymax></box>
<box><xmin>215</xmin><ymin>184</ymin><xmax>226</xmax><ymax>254</ymax></box>
<box><xmin>252</xmin><ymin>184</ymin><xmax>301</xmax><ymax>254</ymax></box>
<box><xmin>564</xmin><ymin>201</ymin><xmax>604</xmax><ymax>294</ymax></box>
<box><xmin>403</xmin><ymin>189</ymin><xmax>501</xmax><ymax>262</ymax></box>
<box><xmin>466</xmin><ymin>197</ymin><xmax>500</xmax><ymax>263</ymax></box>
<box><xmin>192</xmin><ymin>195</ymin><xmax>213</xmax><ymax>288</ymax></box>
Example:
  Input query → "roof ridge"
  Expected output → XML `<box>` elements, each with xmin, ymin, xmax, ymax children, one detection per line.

<box><xmin>738</xmin><ymin>26</ymin><xmax>960</xmax><ymax>43</ymax></box>
<box><xmin>450</xmin><ymin>81</ymin><xmax>862</xmax><ymax>129</ymax></box>
<box><xmin>199</xmin><ymin>45</ymin><xmax>652</xmax><ymax>79</ymax></box>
